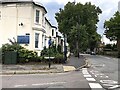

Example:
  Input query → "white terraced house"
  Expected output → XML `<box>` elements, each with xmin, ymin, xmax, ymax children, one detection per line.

<box><xmin>0</xmin><ymin>0</ymin><xmax>61</xmax><ymax>56</ymax></box>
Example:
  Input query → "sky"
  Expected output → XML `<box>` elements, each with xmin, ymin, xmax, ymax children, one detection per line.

<box><xmin>34</xmin><ymin>0</ymin><xmax>119</xmax><ymax>44</ymax></box>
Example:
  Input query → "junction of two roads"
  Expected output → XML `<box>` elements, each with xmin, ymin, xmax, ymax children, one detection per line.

<box><xmin>1</xmin><ymin>54</ymin><xmax>120</xmax><ymax>90</ymax></box>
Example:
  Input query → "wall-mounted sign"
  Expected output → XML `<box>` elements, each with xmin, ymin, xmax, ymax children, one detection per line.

<box><xmin>17</xmin><ymin>35</ymin><xmax>29</xmax><ymax>44</ymax></box>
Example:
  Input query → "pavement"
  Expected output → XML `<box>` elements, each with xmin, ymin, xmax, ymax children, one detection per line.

<box><xmin>1</xmin><ymin>55</ymin><xmax>87</xmax><ymax>75</ymax></box>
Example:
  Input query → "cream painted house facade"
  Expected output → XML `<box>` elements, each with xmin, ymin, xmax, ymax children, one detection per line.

<box><xmin>0</xmin><ymin>0</ymin><xmax>58</xmax><ymax>55</ymax></box>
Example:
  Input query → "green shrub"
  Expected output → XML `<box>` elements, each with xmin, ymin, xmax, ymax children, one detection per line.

<box><xmin>54</xmin><ymin>53</ymin><xmax>64</xmax><ymax>63</ymax></box>
<box><xmin>41</xmin><ymin>45</ymin><xmax>64</xmax><ymax>64</ymax></box>
<box><xmin>2</xmin><ymin>43</ymin><xmax>38</xmax><ymax>63</ymax></box>
<box><xmin>57</xmin><ymin>44</ymin><xmax>62</xmax><ymax>54</ymax></box>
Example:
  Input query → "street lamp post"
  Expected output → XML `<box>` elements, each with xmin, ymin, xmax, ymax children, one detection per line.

<box><xmin>76</xmin><ymin>23</ymin><xmax>80</xmax><ymax>58</ymax></box>
<box><xmin>48</xmin><ymin>36</ymin><xmax>52</xmax><ymax>68</ymax></box>
<box><xmin>64</xmin><ymin>34</ymin><xmax>67</xmax><ymax>63</ymax></box>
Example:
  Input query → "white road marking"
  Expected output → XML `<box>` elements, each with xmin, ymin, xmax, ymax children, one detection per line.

<box><xmin>82</xmin><ymin>70</ymin><xmax>89</xmax><ymax>74</ymax></box>
<box><xmin>93</xmin><ymin>64</ymin><xmax>105</xmax><ymax>67</ymax></box>
<box><xmin>82</xmin><ymin>71</ymin><xmax>89</xmax><ymax>75</ymax></box>
<box><xmin>104</xmin><ymin>57</ymin><xmax>110</xmax><ymax>59</ymax></box>
<box><xmin>82</xmin><ymin>68</ymin><xmax>87</xmax><ymax>70</ymax></box>
<box><xmin>14</xmin><ymin>84</ymin><xmax>27</xmax><ymax>87</ymax></box>
<box><xmin>109</xmin><ymin>85</ymin><xmax>120</xmax><ymax>89</ymax></box>
<box><xmin>90</xmin><ymin>70</ymin><xmax>99</xmax><ymax>75</ymax></box>
<box><xmin>98</xmin><ymin>73</ymin><xmax>104</xmax><ymax>76</ymax></box>
<box><xmin>103</xmin><ymin>84</ymin><xmax>115</xmax><ymax>87</ymax></box>
<box><xmin>89</xmin><ymin>83</ymin><xmax>103</xmax><ymax>88</ymax></box>
<box><xmin>32</xmin><ymin>82</ymin><xmax>66</xmax><ymax>86</ymax></box>
<box><xmin>100</xmin><ymin>80</ymin><xmax>118</xmax><ymax>84</ymax></box>
<box><xmin>95</xmin><ymin>75</ymin><xmax>97</xmax><ymax>77</ymax></box>
<box><xmin>82</xmin><ymin>57</ymin><xmax>119</xmax><ymax>89</ymax></box>
<box><xmin>86</xmin><ymin>78</ymin><xmax>96</xmax><ymax>81</ymax></box>
<box><xmin>84</xmin><ymin>74</ymin><xmax>92</xmax><ymax>77</ymax></box>
<box><xmin>82</xmin><ymin>69</ymin><xmax>89</xmax><ymax>75</ymax></box>
<box><xmin>105</xmin><ymin>76</ymin><xmax>109</xmax><ymax>78</ymax></box>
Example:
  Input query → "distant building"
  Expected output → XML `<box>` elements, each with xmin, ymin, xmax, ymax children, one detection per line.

<box><xmin>0</xmin><ymin>0</ymin><xmax>59</xmax><ymax>55</ymax></box>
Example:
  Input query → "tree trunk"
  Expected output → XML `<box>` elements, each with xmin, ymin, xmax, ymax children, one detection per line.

<box><xmin>76</xmin><ymin>41</ymin><xmax>79</xmax><ymax>58</ymax></box>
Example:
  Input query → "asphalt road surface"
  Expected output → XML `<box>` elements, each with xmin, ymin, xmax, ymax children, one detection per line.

<box><xmin>83</xmin><ymin>54</ymin><xmax>120</xmax><ymax>90</ymax></box>
<box><xmin>2</xmin><ymin>54</ymin><xmax>120</xmax><ymax>90</ymax></box>
<box><xmin>2</xmin><ymin>71</ymin><xmax>91</xmax><ymax>89</ymax></box>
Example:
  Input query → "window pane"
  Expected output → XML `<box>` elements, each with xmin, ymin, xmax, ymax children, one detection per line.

<box><xmin>52</xmin><ymin>29</ymin><xmax>54</xmax><ymax>36</ymax></box>
<box><xmin>36</xmin><ymin>10</ymin><xmax>39</xmax><ymax>23</ymax></box>
<box><xmin>35</xmin><ymin>33</ymin><xmax>39</xmax><ymax>48</ymax></box>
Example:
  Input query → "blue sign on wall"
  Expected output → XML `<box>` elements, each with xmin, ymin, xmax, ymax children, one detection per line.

<box><xmin>48</xmin><ymin>39</ymin><xmax>52</xmax><ymax>46</ymax></box>
<box><xmin>17</xmin><ymin>36</ymin><xmax>30</xmax><ymax>44</ymax></box>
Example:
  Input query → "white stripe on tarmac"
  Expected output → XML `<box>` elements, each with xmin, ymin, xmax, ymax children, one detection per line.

<box><xmin>14</xmin><ymin>82</ymin><xmax>66</xmax><ymax>87</ymax></box>
<box><xmin>86</xmin><ymin>78</ymin><xmax>96</xmax><ymax>81</ymax></box>
<box><xmin>89</xmin><ymin>83</ymin><xmax>103</xmax><ymax>88</ymax></box>
<box><xmin>82</xmin><ymin>72</ymin><xmax>89</xmax><ymax>75</ymax></box>
<box><xmin>32</xmin><ymin>82</ymin><xmax>66</xmax><ymax>86</ymax></box>
<box><xmin>82</xmin><ymin>68</ymin><xmax>87</xmax><ymax>70</ymax></box>
<box><xmin>82</xmin><ymin>70</ymin><xmax>89</xmax><ymax>75</ymax></box>
<box><xmin>82</xmin><ymin>68</ymin><xmax>103</xmax><ymax>89</ymax></box>
<box><xmin>84</xmin><ymin>74</ymin><xmax>92</xmax><ymax>77</ymax></box>
<box><xmin>109</xmin><ymin>85</ymin><xmax>120</xmax><ymax>89</ymax></box>
<box><xmin>82</xmin><ymin>68</ymin><xmax>90</xmax><ymax>75</ymax></box>
<box><xmin>14</xmin><ymin>84</ymin><xmax>27</xmax><ymax>87</ymax></box>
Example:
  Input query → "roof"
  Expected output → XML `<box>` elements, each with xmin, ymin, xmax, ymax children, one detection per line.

<box><xmin>45</xmin><ymin>17</ymin><xmax>52</xmax><ymax>27</ymax></box>
<box><xmin>52</xmin><ymin>25</ymin><xmax>57</xmax><ymax>29</ymax></box>
<box><xmin>45</xmin><ymin>17</ymin><xmax>57</xmax><ymax>29</ymax></box>
<box><xmin>0</xmin><ymin>0</ymin><xmax>47</xmax><ymax>13</ymax></box>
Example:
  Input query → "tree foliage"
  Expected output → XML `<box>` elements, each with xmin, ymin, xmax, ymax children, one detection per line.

<box><xmin>104</xmin><ymin>11</ymin><xmax>120</xmax><ymax>57</ymax></box>
<box><xmin>104</xmin><ymin>11</ymin><xmax>120</xmax><ymax>41</ymax></box>
<box><xmin>55</xmin><ymin>2</ymin><xmax>102</xmax><ymax>52</ymax></box>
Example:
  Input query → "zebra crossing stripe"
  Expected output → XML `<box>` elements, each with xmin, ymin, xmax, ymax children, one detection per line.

<box><xmin>89</xmin><ymin>83</ymin><xmax>103</xmax><ymax>88</ymax></box>
<box><xmin>86</xmin><ymin>78</ymin><xmax>96</xmax><ymax>81</ymax></box>
<box><xmin>82</xmin><ymin>68</ymin><xmax>103</xmax><ymax>89</ymax></box>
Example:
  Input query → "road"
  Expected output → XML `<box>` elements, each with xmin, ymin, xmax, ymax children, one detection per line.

<box><xmin>2</xmin><ymin>55</ymin><xmax>89</xmax><ymax>89</ymax></box>
<box><xmin>2</xmin><ymin>71</ymin><xmax>90</xmax><ymax>89</ymax></box>
<box><xmin>2</xmin><ymin>54</ymin><xmax>120</xmax><ymax>90</ymax></box>
<box><xmin>83</xmin><ymin>54</ymin><xmax>120</xmax><ymax>90</ymax></box>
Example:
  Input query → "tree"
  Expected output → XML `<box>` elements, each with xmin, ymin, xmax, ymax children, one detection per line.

<box><xmin>70</xmin><ymin>24</ymin><xmax>88</xmax><ymax>55</ymax></box>
<box><xmin>55</xmin><ymin>2</ymin><xmax>102</xmax><ymax>56</ymax></box>
<box><xmin>104</xmin><ymin>11</ymin><xmax>120</xmax><ymax>57</ymax></box>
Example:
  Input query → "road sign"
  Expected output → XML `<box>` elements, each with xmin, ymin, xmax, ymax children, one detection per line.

<box><xmin>48</xmin><ymin>39</ymin><xmax>52</xmax><ymax>46</ymax></box>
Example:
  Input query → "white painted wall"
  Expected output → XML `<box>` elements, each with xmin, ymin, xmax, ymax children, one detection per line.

<box><xmin>0</xmin><ymin>1</ymin><xmax>59</xmax><ymax>56</ymax></box>
<box><xmin>0</xmin><ymin>5</ymin><xmax>2</xmax><ymax>47</ymax></box>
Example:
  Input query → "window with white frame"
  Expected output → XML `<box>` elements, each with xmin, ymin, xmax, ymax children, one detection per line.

<box><xmin>42</xmin><ymin>13</ymin><xmax>44</xmax><ymax>25</ymax></box>
<box><xmin>35</xmin><ymin>33</ymin><xmax>39</xmax><ymax>48</ymax></box>
<box><xmin>42</xmin><ymin>34</ymin><xmax>45</xmax><ymax>48</ymax></box>
<box><xmin>52</xmin><ymin>29</ymin><xmax>54</xmax><ymax>36</ymax></box>
<box><xmin>35</xmin><ymin>10</ymin><xmax>40</xmax><ymax>23</ymax></box>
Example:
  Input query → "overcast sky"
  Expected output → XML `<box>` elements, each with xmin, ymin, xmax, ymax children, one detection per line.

<box><xmin>33</xmin><ymin>0</ymin><xmax>119</xmax><ymax>35</ymax></box>
<box><xmin>34</xmin><ymin>0</ymin><xmax>119</xmax><ymax>44</ymax></box>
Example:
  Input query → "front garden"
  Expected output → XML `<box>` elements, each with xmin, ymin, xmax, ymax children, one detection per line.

<box><xmin>1</xmin><ymin>42</ymin><xmax>64</xmax><ymax>64</ymax></box>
